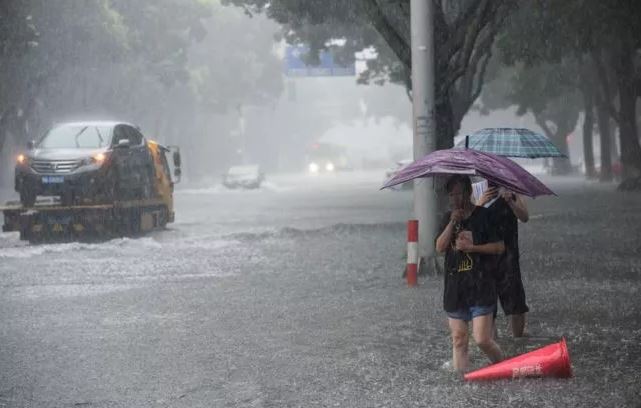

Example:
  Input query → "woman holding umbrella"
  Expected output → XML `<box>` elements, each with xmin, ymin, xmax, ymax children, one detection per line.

<box><xmin>436</xmin><ymin>175</ymin><xmax>505</xmax><ymax>372</ymax></box>
<box><xmin>382</xmin><ymin>147</ymin><xmax>555</xmax><ymax>372</ymax></box>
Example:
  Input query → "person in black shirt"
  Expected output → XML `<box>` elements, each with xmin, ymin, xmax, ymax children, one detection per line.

<box><xmin>436</xmin><ymin>175</ymin><xmax>505</xmax><ymax>372</ymax></box>
<box><xmin>478</xmin><ymin>182</ymin><xmax>529</xmax><ymax>337</ymax></box>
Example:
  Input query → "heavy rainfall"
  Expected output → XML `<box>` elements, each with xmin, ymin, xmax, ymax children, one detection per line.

<box><xmin>0</xmin><ymin>1</ymin><xmax>640</xmax><ymax>407</ymax></box>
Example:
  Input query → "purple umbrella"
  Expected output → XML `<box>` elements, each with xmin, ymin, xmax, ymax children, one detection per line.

<box><xmin>382</xmin><ymin>149</ymin><xmax>555</xmax><ymax>198</ymax></box>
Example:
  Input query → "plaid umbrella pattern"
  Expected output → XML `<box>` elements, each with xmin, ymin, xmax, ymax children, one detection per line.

<box><xmin>456</xmin><ymin>128</ymin><xmax>566</xmax><ymax>159</ymax></box>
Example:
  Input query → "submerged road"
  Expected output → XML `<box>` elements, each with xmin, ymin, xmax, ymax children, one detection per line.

<box><xmin>1</xmin><ymin>172</ymin><xmax>640</xmax><ymax>407</ymax></box>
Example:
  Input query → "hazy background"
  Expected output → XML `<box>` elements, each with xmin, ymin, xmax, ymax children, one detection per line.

<box><xmin>0</xmin><ymin>1</ymin><xmax>599</xmax><ymax>191</ymax></box>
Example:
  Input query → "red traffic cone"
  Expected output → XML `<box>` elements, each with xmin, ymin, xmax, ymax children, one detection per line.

<box><xmin>464</xmin><ymin>337</ymin><xmax>573</xmax><ymax>381</ymax></box>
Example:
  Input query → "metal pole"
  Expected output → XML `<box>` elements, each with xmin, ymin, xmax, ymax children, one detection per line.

<box><xmin>410</xmin><ymin>0</ymin><xmax>437</xmax><ymax>270</ymax></box>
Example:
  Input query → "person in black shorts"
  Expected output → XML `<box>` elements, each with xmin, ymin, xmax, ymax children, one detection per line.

<box><xmin>436</xmin><ymin>175</ymin><xmax>505</xmax><ymax>372</ymax></box>
<box><xmin>477</xmin><ymin>182</ymin><xmax>529</xmax><ymax>337</ymax></box>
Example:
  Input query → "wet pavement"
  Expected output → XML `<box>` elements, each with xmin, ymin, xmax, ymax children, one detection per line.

<box><xmin>0</xmin><ymin>172</ymin><xmax>640</xmax><ymax>407</ymax></box>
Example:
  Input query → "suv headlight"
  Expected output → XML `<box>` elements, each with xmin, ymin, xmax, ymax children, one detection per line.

<box><xmin>17</xmin><ymin>154</ymin><xmax>28</xmax><ymax>165</ymax></box>
<box><xmin>82</xmin><ymin>153</ymin><xmax>108</xmax><ymax>166</ymax></box>
<box><xmin>92</xmin><ymin>153</ymin><xmax>107</xmax><ymax>164</ymax></box>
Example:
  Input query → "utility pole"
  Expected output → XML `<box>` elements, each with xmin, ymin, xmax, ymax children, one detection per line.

<box><xmin>410</xmin><ymin>0</ymin><xmax>438</xmax><ymax>271</ymax></box>
<box><xmin>236</xmin><ymin>103</ymin><xmax>247</xmax><ymax>165</ymax></box>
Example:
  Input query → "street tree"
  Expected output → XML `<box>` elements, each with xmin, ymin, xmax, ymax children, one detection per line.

<box><xmin>0</xmin><ymin>1</ymin><xmax>285</xmax><ymax>164</ymax></box>
<box><xmin>224</xmin><ymin>0</ymin><xmax>515</xmax><ymax>149</ymax></box>
<box><xmin>494</xmin><ymin>0</ymin><xmax>641</xmax><ymax>184</ymax></box>
<box><xmin>0</xmin><ymin>1</ymin><xmax>111</xmax><ymax>152</ymax></box>
<box><xmin>0</xmin><ymin>0</ymin><xmax>37</xmax><ymax>151</ymax></box>
<box><xmin>480</xmin><ymin>59</ymin><xmax>581</xmax><ymax>175</ymax></box>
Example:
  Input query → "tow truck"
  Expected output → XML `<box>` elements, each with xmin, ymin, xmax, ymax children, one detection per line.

<box><xmin>1</xmin><ymin>122</ymin><xmax>182</xmax><ymax>243</ymax></box>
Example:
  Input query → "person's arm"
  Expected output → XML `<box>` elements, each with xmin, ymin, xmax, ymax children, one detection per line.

<box><xmin>454</xmin><ymin>207</ymin><xmax>505</xmax><ymax>254</ymax></box>
<box><xmin>456</xmin><ymin>237</ymin><xmax>505</xmax><ymax>254</ymax></box>
<box><xmin>503</xmin><ymin>192</ymin><xmax>529</xmax><ymax>223</ymax></box>
<box><xmin>436</xmin><ymin>210</ymin><xmax>463</xmax><ymax>253</ymax></box>
<box><xmin>436</xmin><ymin>220</ymin><xmax>456</xmax><ymax>253</ymax></box>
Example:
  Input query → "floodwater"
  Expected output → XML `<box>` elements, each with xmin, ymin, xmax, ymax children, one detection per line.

<box><xmin>0</xmin><ymin>172</ymin><xmax>639</xmax><ymax>407</ymax></box>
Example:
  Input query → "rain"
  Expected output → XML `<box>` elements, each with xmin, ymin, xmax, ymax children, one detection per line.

<box><xmin>1</xmin><ymin>1</ymin><xmax>640</xmax><ymax>407</ymax></box>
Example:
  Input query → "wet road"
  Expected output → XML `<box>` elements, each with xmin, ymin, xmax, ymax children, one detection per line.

<box><xmin>1</xmin><ymin>172</ymin><xmax>640</xmax><ymax>407</ymax></box>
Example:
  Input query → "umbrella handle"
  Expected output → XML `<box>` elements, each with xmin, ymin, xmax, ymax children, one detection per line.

<box><xmin>465</xmin><ymin>135</ymin><xmax>469</xmax><ymax>149</ymax></box>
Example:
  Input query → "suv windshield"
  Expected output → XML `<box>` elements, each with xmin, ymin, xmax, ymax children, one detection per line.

<box><xmin>38</xmin><ymin>125</ymin><xmax>112</xmax><ymax>149</ymax></box>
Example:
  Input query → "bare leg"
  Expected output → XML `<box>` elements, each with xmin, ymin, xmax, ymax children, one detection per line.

<box><xmin>510</xmin><ymin>313</ymin><xmax>526</xmax><ymax>337</ymax></box>
<box><xmin>472</xmin><ymin>314</ymin><xmax>504</xmax><ymax>363</ymax></box>
<box><xmin>448</xmin><ymin>318</ymin><xmax>469</xmax><ymax>372</ymax></box>
<box><xmin>491</xmin><ymin>318</ymin><xmax>499</xmax><ymax>340</ymax></box>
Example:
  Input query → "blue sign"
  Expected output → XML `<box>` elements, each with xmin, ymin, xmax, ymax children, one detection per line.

<box><xmin>284</xmin><ymin>45</ymin><xmax>355</xmax><ymax>77</ymax></box>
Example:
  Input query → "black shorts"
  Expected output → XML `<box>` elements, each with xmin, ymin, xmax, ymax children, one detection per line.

<box><xmin>496</xmin><ymin>261</ymin><xmax>529</xmax><ymax>316</ymax></box>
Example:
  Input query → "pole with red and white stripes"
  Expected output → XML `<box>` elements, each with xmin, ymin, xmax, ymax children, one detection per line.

<box><xmin>406</xmin><ymin>219</ymin><xmax>419</xmax><ymax>286</ymax></box>
<box><xmin>411</xmin><ymin>0</ymin><xmax>437</xmax><ymax>272</ymax></box>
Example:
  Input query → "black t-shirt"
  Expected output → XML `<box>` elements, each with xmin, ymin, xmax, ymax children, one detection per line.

<box><xmin>488</xmin><ymin>197</ymin><xmax>520</xmax><ymax>276</ymax></box>
<box><xmin>439</xmin><ymin>206</ymin><xmax>501</xmax><ymax>312</ymax></box>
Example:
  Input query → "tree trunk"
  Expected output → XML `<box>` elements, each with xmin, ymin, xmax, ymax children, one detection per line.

<box><xmin>616</xmin><ymin>75</ymin><xmax>641</xmax><ymax>178</ymax></box>
<box><xmin>581</xmin><ymin>88</ymin><xmax>596</xmax><ymax>178</ymax></box>
<box><xmin>613</xmin><ymin>42</ymin><xmax>641</xmax><ymax>179</ymax></box>
<box><xmin>0</xmin><ymin>107</ymin><xmax>16</xmax><ymax>154</ymax></box>
<box><xmin>534</xmin><ymin>114</ymin><xmax>572</xmax><ymax>175</ymax></box>
<box><xmin>596</xmin><ymin>103</ymin><xmax>613</xmax><ymax>181</ymax></box>
<box><xmin>435</xmin><ymin>97</ymin><xmax>456</xmax><ymax>150</ymax></box>
<box><xmin>550</xmin><ymin>139</ymin><xmax>572</xmax><ymax>175</ymax></box>
<box><xmin>0</xmin><ymin>115</ymin><xmax>9</xmax><ymax>155</ymax></box>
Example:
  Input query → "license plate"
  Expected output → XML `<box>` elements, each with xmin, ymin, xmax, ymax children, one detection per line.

<box><xmin>42</xmin><ymin>176</ymin><xmax>64</xmax><ymax>184</ymax></box>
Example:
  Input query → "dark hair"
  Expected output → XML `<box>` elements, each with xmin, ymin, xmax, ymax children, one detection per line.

<box><xmin>445</xmin><ymin>174</ymin><xmax>472</xmax><ymax>195</ymax></box>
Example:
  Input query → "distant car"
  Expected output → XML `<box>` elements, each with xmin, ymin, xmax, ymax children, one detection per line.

<box><xmin>308</xmin><ymin>160</ymin><xmax>335</xmax><ymax>174</ymax></box>
<box><xmin>222</xmin><ymin>164</ymin><xmax>265</xmax><ymax>189</ymax></box>
<box><xmin>305</xmin><ymin>142</ymin><xmax>352</xmax><ymax>174</ymax></box>
<box><xmin>385</xmin><ymin>158</ymin><xmax>413</xmax><ymax>190</ymax></box>
<box><xmin>15</xmin><ymin>121</ymin><xmax>155</xmax><ymax>206</ymax></box>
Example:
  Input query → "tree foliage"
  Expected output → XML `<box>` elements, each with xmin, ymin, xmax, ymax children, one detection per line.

<box><xmin>225</xmin><ymin>0</ymin><xmax>514</xmax><ymax>148</ymax></box>
<box><xmin>480</xmin><ymin>58</ymin><xmax>581</xmax><ymax>174</ymax></box>
<box><xmin>0</xmin><ymin>0</ymin><xmax>285</xmax><ymax>181</ymax></box>
<box><xmin>489</xmin><ymin>0</ymin><xmax>641</xmax><ymax>180</ymax></box>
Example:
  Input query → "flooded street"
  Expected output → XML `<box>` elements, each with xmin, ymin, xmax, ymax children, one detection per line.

<box><xmin>3</xmin><ymin>1</ymin><xmax>641</xmax><ymax>406</ymax></box>
<box><xmin>1</xmin><ymin>172</ymin><xmax>639</xmax><ymax>407</ymax></box>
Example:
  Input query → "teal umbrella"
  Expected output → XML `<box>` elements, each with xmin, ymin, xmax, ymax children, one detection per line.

<box><xmin>456</xmin><ymin>128</ymin><xmax>566</xmax><ymax>159</ymax></box>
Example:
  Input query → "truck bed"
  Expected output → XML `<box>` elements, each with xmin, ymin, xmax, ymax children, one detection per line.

<box><xmin>2</xmin><ymin>197</ymin><xmax>173</xmax><ymax>243</ymax></box>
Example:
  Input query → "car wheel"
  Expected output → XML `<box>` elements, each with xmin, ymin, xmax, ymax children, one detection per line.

<box><xmin>159</xmin><ymin>206</ymin><xmax>169</xmax><ymax>228</ymax></box>
<box><xmin>129</xmin><ymin>208</ymin><xmax>142</xmax><ymax>235</ymax></box>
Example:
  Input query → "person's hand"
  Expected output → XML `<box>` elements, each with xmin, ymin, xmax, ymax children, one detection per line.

<box><xmin>477</xmin><ymin>187</ymin><xmax>498</xmax><ymax>206</ymax></box>
<box><xmin>455</xmin><ymin>230</ymin><xmax>474</xmax><ymax>252</ymax></box>
<box><xmin>450</xmin><ymin>209</ymin><xmax>465</xmax><ymax>222</ymax></box>
<box><xmin>500</xmin><ymin>189</ymin><xmax>516</xmax><ymax>203</ymax></box>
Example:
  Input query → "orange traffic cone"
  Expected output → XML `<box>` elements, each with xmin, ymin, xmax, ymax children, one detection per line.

<box><xmin>464</xmin><ymin>337</ymin><xmax>572</xmax><ymax>381</ymax></box>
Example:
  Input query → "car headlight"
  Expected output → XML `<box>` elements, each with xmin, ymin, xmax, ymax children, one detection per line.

<box><xmin>92</xmin><ymin>153</ymin><xmax>107</xmax><ymax>164</ymax></box>
<box><xmin>17</xmin><ymin>154</ymin><xmax>28</xmax><ymax>165</ymax></box>
<box><xmin>82</xmin><ymin>153</ymin><xmax>108</xmax><ymax>166</ymax></box>
<box><xmin>325</xmin><ymin>162</ymin><xmax>335</xmax><ymax>172</ymax></box>
<box><xmin>309</xmin><ymin>162</ymin><xmax>319</xmax><ymax>173</ymax></box>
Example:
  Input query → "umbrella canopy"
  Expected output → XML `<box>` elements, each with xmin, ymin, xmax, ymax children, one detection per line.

<box><xmin>382</xmin><ymin>148</ymin><xmax>555</xmax><ymax>198</ymax></box>
<box><xmin>456</xmin><ymin>128</ymin><xmax>566</xmax><ymax>158</ymax></box>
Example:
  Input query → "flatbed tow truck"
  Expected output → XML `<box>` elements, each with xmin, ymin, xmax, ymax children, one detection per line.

<box><xmin>1</xmin><ymin>140</ymin><xmax>181</xmax><ymax>243</ymax></box>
